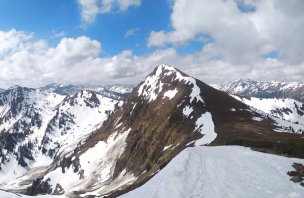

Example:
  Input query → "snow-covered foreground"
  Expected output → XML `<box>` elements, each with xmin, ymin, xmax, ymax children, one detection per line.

<box><xmin>121</xmin><ymin>146</ymin><xmax>304</xmax><ymax>198</ymax></box>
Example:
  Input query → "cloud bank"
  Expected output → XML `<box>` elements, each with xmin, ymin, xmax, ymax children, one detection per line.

<box><xmin>0</xmin><ymin>28</ymin><xmax>304</xmax><ymax>88</ymax></box>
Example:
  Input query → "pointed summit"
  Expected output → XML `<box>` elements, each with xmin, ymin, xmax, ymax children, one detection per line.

<box><xmin>137</xmin><ymin>64</ymin><xmax>203</xmax><ymax>103</ymax></box>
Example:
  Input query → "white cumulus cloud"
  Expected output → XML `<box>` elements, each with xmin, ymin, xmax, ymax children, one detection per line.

<box><xmin>148</xmin><ymin>0</ymin><xmax>304</xmax><ymax>65</ymax></box>
<box><xmin>78</xmin><ymin>0</ymin><xmax>141</xmax><ymax>27</ymax></box>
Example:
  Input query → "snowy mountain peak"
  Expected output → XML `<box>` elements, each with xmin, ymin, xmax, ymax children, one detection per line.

<box><xmin>8</xmin><ymin>85</ymin><xmax>23</xmax><ymax>90</ymax></box>
<box><xmin>61</xmin><ymin>90</ymin><xmax>101</xmax><ymax>108</ymax></box>
<box><xmin>6</xmin><ymin>85</ymin><xmax>34</xmax><ymax>93</ymax></box>
<box><xmin>137</xmin><ymin>65</ymin><xmax>179</xmax><ymax>102</ymax></box>
<box><xmin>156</xmin><ymin>64</ymin><xmax>178</xmax><ymax>73</ymax></box>
<box><xmin>137</xmin><ymin>64</ymin><xmax>203</xmax><ymax>103</ymax></box>
<box><xmin>149</xmin><ymin>64</ymin><xmax>186</xmax><ymax>80</ymax></box>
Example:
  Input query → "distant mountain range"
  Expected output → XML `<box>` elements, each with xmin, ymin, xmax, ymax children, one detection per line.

<box><xmin>213</xmin><ymin>79</ymin><xmax>304</xmax><ymax>102</ymax></box>
<box><xmin>0</xmin><ymin>66</ymin><xmax>303</xmax><ymax>197</ymax></box>
<box><xmin>39</xmin><ymin>83</ymin><xmax>134</xmax><ymax>97</ymax></box>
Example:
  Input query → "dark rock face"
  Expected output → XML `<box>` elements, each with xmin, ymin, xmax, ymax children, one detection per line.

<box><xmin>0</xmin><ymin>86</ymin><xmax>35</xmax><ymax>122</ymax></box>
<box><xmin>295</xmin><ymin>103</ymin><xmax>304</xmax><ymax>116</ymax></box>
<box><xmin>26</xmin><ymin>177</ymin><xmax>54</xmax><ymax>195</ymax></box>
<box><xmin>288</xmin><ymin>163</ymin><xmax>304</xmax><ymax>186</ymax></box>
<box><xmin>0</xmin><ymin>132</ymin><xmax>28</xmax><ymax>167</ymax></box>
<box><xmin>0</xmin><ymin>86</ymin><xmax>44</xmax><ymax>168</ymax></box>
<box><xmin>17</xmin><ymin>141</ymin><xmax>34</xmax><ymax>167</ymax></box>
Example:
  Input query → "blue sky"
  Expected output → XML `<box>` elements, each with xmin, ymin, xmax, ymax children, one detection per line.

<box><xmin>0</xmin><ymin>0</ymin><xmax>303</xmax><ymax>87</ymax></box>
<box><xmin>0</xmin><ymin>0</ymin><xmax>171</xmax><ymax>55</ymax></box>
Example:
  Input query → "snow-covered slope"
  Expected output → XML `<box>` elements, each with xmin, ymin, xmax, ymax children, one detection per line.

<box><xmin>31</xmin><ymin>128</ymin><xmax>133</xmax><ymax>197</ymax></box>
<box><xmin>0</xmin><ymin>86</ymin><xmax>65</xmax><ymax>183</ymax></box>
<box><xmin>0</xmin><ymin>87</ymin><xmax>121</xmax><ymax>186</ymax></box>
<box><xmin>41</xmin><ymin>90</ymin><xmax>122</xmax><ymax>158</ymax></box>
<box><xmin>121</xmin><ymin>146</ymin><xmax>304</xmax><ymax>198</ymax></box>
<box><xmin>232</xmin><ymin>95</ymin><xmax>304</xmax><ymax>133</ymax></box>
<box><xmin>213</xmin><ymin>79</ymin><xmax>304</xmax><ymax>103</ymax></box>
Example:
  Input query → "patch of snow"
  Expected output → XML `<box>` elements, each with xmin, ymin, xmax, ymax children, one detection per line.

<box><xmin>183</xmin><ymin>106</ymin><xmax>193</xmax><ymax>117</ymax></box>
<box><xmin>83</xmin><ymin>168</ymin><xmax>136</xmax><ymax>197</ymax></box>
<box><xmin>273</xmin><ymin>128</ymin><xmax>290</xmax><ymax>133</ymax></box>
<box><xmin>42</xmin><ymin>166</ymin><xmax>79</xmax><ymax>194</ymax></box>
<box><xmin>252</xmin><ymin>117</ymin><xmax>263</xmax><ymax>121</ymax></box>
<box><xmin>115</xmin><ymin>122</ymin><xmax>123</xmax><ymax>129</ymax></box>
<box><xmin>163</xmin><ymin>144</ymin><xmax>173</xmax><ymax>151</ymax></box>
<box><xmin>186</xmin><ymin>141</ymin><xmax>195</xmax><ymax>146</ymax></box>
<box><xmin>194</xmin><ymin>112</ymin><xmax>217</xmax><ymax>146</ymax></box>
<box><xmin>163</xmin><ymin>89</ymin><xmax>178</xmax><ymax>100</ymax></box>
<box><xmin>107</xmin><ymin>85</ymin><xmax>133</xmax><ymax>94</ymax></box>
